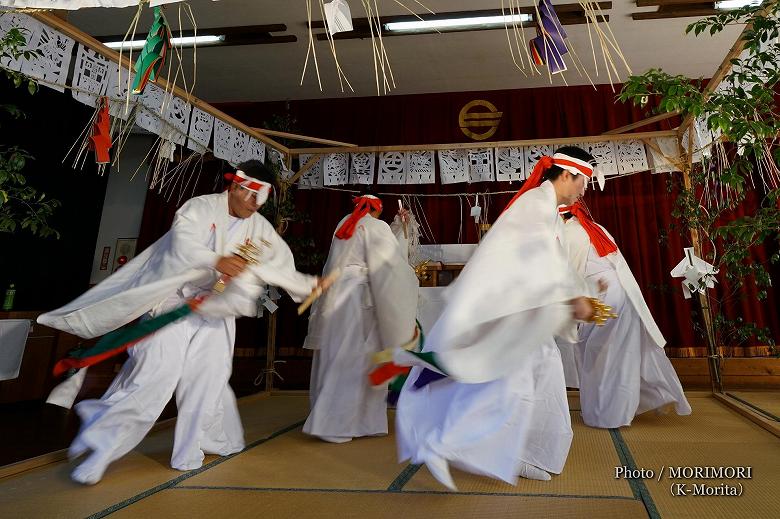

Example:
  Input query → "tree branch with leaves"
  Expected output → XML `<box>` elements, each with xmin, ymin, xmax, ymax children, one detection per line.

<box><xmin>618</xmin><ymin>2</ymin><xmax>780</xmax><ymax>351</ymax></box>
<box><xmin>0</xmin><ymin>24</ymin><xmax>60</xmax><ymax>239</ymax></box>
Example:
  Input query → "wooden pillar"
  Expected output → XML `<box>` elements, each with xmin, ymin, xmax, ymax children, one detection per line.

<box><xmin>263</xmin><ymin>153</ymin><xmax>293</xmax><ymax>393</ymax></box>
<box><xmin>679</xmin><ymin>124</ymin><xmax>722</xmax><ymax>393</ymax></box>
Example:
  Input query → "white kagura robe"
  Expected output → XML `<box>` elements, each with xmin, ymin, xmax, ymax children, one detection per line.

<box><xmin>395</xmin><ymin>180</ymin><xmax>585</xmax><ymax>489</ymax></box>
<box><xmin>40</xmin><ymin>192</ymin><xmax>316</xmax><ymax>478</ymax></box>
<box><xmin>561</xmin><ymin>218</ymin><xmax>691</xmax><ymax>428</ymax></box>
<box><xmin>303</xmin><ymin>214</ymin><xmax>418</xmax><ymax>440</ymax></box>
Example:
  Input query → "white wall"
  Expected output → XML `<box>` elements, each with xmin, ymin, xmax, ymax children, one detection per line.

<box><xmin>89</xmin><ymin>135</ymin><xmax>154</xmax><ymax>284</ymax></box>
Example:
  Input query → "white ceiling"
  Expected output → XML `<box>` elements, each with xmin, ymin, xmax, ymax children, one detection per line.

<box><xmin>68</xmin><ymin>0</ymin><xmax>743</xmax><ymax>103</ymax></box>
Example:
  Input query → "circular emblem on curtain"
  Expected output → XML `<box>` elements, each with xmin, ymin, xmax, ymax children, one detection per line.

<box><xmin>458</xmin><ymin>100</ymin><xmax>503</xmax><ymax>141</ymax></box>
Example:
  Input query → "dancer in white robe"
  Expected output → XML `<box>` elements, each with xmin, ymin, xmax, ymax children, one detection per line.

<box><xmin>303</xmin><ymin>194</ymin><xmax>418</xmax><ymax>443</ymax></box>
<box><xmin>560</xmin><ymin>202</ymin><xmax>691</xmax><ymax>428</ymax></box>
<box><xmin>395</xmin><ymin>147</ymin><xmax>603</xmax><ymax>490</ymax></box>
<box><xmin>38</xmin><ymin>161</ymin><xmax>319</xmax><ymax>484</ymax></box>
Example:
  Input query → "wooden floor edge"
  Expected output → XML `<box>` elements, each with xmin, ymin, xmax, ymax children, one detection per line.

<box><xmin>0</xmin><ymin>391</ymin><xmax>273</xmax><ymax>480</ymax></box>
<box><xmin>0</xmin><ymin>449</ymin><xmax>68</xmax><ymax>480</ymax></box>
<box><xmin>0</xmin><ymin>415</ymin><xmax>179</xmax><ymax>480</ymax></box>
<box><xmin>713</xmin><ymin>393</ymin><xmax>780</xmax><ymax>439</ymax></box>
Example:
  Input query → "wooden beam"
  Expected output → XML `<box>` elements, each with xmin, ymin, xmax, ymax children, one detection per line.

<box><xmin>285</xmin><ymin>155</ymin><xmax>320</xmax><ymax>185</ymax></box>
<box><xmin>633</xmin><ymin>8</ymin><xmax>718</xmax><ymax>20</ymax></box>
<box><xmin>96</xmin><ymin>24</ymin><xmax>290</xmax><ymax>41</ymax></box>
<box><xmin>636</xmin><ymin>0</ymin><xmax>717</xmax><ymax>6</ymax></box>
<box><xmin>96</xmin><ymin>25</ymin><xmax>297</xmax><ymax>47</ymax></box>
<box><xmin>678</xmin><ymin>0</ymin><xmax>779</xmax><ymax>136</ymax></box>
<box><xmin>31</xmin><ymin>12</ymin><xmax>290</xmax><ymax>155</ymax></box>
<box><xmin>603</xmin><ymin>111</ymin><xmax>680</xmax><ymax>134</ymax></box>
<box><xmin>251</xmin><ymin>128</ymin><xmax>357</xmax><ymax>148</ymax></box>
<box><xmin>288</xmin><ymin>129</ymin><xmax>678</xmax><ymax>156</ymax></box>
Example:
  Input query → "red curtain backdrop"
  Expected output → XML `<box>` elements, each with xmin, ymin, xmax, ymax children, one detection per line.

<box><xmin>137</xmin><ymin>83</ymin><xmax>778</xmax><ymax>357</ymax></box>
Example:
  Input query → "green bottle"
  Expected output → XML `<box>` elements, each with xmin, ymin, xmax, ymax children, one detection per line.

<box><xmin>2</xmin><ymin>283</ymin><xmax>15</xmax><ymax>311</ymax></box>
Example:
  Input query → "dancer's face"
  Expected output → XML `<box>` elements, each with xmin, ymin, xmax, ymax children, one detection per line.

<box><xmin>555</xmin><ymin>171</ymin><xmax>587</xmax><ymax>206</ymax></box>
<box><xmin>228</xmin><ymin>184</ymin><xmax>262</xmax><ymax>218</ymax></box>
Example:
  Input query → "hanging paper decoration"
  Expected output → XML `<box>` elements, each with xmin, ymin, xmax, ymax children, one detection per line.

<box><xmin>71</xmin><ymin>44</ymin><xmax>111</xmax><ymax>107</ymax></box>
<box><xmin>244</xmin><ymin>138</ymin><xmax>267</xmax><ymax>164</ymax></box>
<box><xmin>163</xmin><ymin>95</ymin><xmax>191</xmax><ymax>146</ymax></box>
<box><xmin>19</xmin><ymin>21</ymin><xmax>75</xmax><ymax>92</ymax></box>
<box><xmin>577</xmin><ymin>141</ymin><xmax>619</xmax><ymax>177</ymax></box>
<box><xmin>323</xmin><ymin>0</ymin><xmax>353</xmax><ymax>35</ymax></box>
<box><xmin>135</xmin><ymin>82</ymin><xmax>166</xmax><ymax>135</ymax></box>
<box><xmin>106</xmin><ymin>66</ymin><xmax>137</xmax><ymax>120</ymax></box>
<box><xmin>529</xmin><ymin>0</ymin><xmax>568</xmax><ymax>75</ymax></box>
<box><xmin>670</xmin><ymin>247</ymin><xmax>718</xmax><ymax>299</ymax></box>
<box><xmin>213</xmin><ymin>118</ymin><xmax>236</xmax><ymax>162</ymax></box>
<box><xmin>616</xmin><ymin>140</ymin><xmax>650</xmax><ymax>175</ymax></box>
<box><xmin>187</xmin><ymin>107</ymin><xmax>214</xmax><ymax>153</ymax></box>
<box><xmin>524</xmin><ymin>144</ymin><xmax>554</xmax><ymax>175</ymax></box>
<box><xmin>350</xmin><ymin>152</ymin><xmax>375</xmax><ymax>185</ymax></box>
<box><xmin>405</xmin><ymin>151</ymin><xmax>435</xmax><ymax>184</ymax></box>
<box><xmin>468</xmin><ymin>148</ymin><xmax>495</xmax><ymax>183</ymax></box>
<box><xmin>131</xmin><ymin>6</ymin><xmax>172</xmax><ymax>94</ymax></box>
<box><xmin>378</xmin><ymin>152</ymin><xmax>406</xmax><ymax>184</ymax></box>
<box><xmin>89</xmin><ymin>97</ymin><xmax>112</xmax><ymax>166</ymax></box>
<box><xmin>495</xmin><ymin>147</ymin><xmax>525</xmax><ymax>182</ymax></box>
<box><xmin>230</xmin><ymin>130</ymin><xmax>251</xmax><ymax>165</ymax></box>
<box><xmin>324</xmin><ymin>153</ymin><xmax>349</xmax><ymax>186</ymax></box>
<box><xmin>645</xmin><ymin>137</ymin><xmax>681</xmax><ymax>174</ymax></box>
<box><xmin>438</xmin><ymin>149</ymin><xmax>469</xmax><ymax>184</ymax></box>
<box><xmin>298</xmin><ymin>154</ymin><xmax>324</xmax><ymax>189</ymax></box>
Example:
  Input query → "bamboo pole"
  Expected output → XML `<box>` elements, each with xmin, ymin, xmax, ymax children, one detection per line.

<box><xmin>31</xmin><ymin>11</ymin><xmax>290</xmax><ymax>155</ymax></box>
<box><xmin>251</xmin><ymin>128</ymin><xmax>357</xmax><ymax>148</ymax></box>
<box><xmin>678</xmin><ymin>124</ymin><xmax>722</xmax><ymax>393</ymax></box>
<box><xmin>288</xmin><ymin>129</ymin><xmax>679</xmax><ymax>156</ymax></box>
<box><xmin>677</xmin><ymin>0</ymin><xmax>779</xmax><ymax>137</ymax></box>
<box><xmin>262</xmin><ymin>154</ymin><xmax>295</xmax><ymax>393</ymax></box>
<box><xmin>285</xmin><ymin>155</ymin><xmax>320</xmax><ymax>186</ymax></box>
<box><xmin>603</xmin><ymin>112</ymin><xmax>680</xmax><ymax>135</ymax></box>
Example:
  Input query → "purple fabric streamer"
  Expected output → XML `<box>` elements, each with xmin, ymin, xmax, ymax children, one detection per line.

<box><xmin>532</xmin><ymin>0</ymin><xmax>568</xmax><ymax>74</ymax></box>
<box><xmin>413</xmin><ymin>368</ymin><xmax>447</xmax><ymax>389</ymax></box>
<box><xmin>540</xmin><ymin>0</ymin><xmax>567</xmax><ymax>41</ymax></box>
<box><xmin>387</xmin><ymin>390</ymin><xmax>401</xmax><ymax>406</ymax></box>
<box><xmin>532</xmin><ymin>34</ymin><xmax>567</xmax><ymax>74</ymax></box>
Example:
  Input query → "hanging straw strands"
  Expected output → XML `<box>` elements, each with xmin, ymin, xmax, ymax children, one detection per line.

<box><xmin>301</xmin><ymin>0</ymin><xmax>435</xmax><ymax>96</ymax></box>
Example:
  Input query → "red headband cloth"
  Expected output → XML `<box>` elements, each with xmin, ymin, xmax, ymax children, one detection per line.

<box><xmin>559</xmin><ymin>200</ymin><xmax>617</xmax><ymax>257</ymax></box>
<box><xmin>335</xmin><ymin>195</ymin><xmax>383</xmax><ymax>240</ymax></box>
<box><xmin>502</xmin><ymin>153</ymin><xmax>596</xmax><ymax>213</ymax></box>
<box><xmin>224</xmin><ymin>170</ymin><xmax>273</xmax><ymax>204</ymax></box>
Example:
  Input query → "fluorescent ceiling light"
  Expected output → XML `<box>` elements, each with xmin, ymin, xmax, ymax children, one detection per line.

<box><xmin>103</xmin><ymin>34</ymin><xmax>225</xmax><ymax>50</ymax></box>
<box><xmin>715</xmin><ymin>0</ymin><xmax>761</xmax><ymax>10</ymax></box>
<box><xmin>384</xmin><ymin>14</ymin><xmax>533</xmax><ymax>33</ymax></box>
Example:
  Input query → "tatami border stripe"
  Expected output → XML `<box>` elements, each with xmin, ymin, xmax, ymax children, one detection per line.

<box><xmin>171</xmin><ymin>484</ymin><xmax>638</xmax><ymax>500</ymax></box>
<box><xmin>85</xmin><ymin>420</ymin><xmax>305</xmax><ymax>519</ymax></box>
<box><xmin>609</xmin><ymin>428</ymin><xmax>661</xmax><ymax>519</ymax></box>
<box><xmin>387</xmin><ymin>463</ymin><xmax>421</xmax><ymax>491</ymax></box>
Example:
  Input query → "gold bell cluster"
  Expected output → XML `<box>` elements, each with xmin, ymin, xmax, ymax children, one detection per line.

<box><xmin>586</xmin><ymin>297</ymin><xmax>618</xmax><ymax>326</ymax></box>
<box><xmin>213</xmin><ymin>240</ymin><xmax>265</xmax><ymax>293</ymax></box>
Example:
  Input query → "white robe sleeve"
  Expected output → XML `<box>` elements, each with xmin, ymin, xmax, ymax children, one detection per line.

<box><xmin>601</xmin><ymin>226</ymin><xmax>667</xmax><ymax>348</ymax></box>
<box><xmin>426</xmin><ymin>183</ymin><xmax>584</xmax><ymax>383</ymax></box>
<box><xmin>365</xmin><ymin>220</ymin><xmax>419</xmax><ymax>348</ymax></box>
<box><xmin>169</xmin><ymin>197</ymin><xmax>222</xmax><ymax>270</ymax></box>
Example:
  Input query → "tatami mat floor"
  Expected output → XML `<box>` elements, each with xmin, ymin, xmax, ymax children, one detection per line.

<box><xmin>0</xmin><ymin>392</ymin><xmax>777</xmax><ymax>519</ymax></box>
